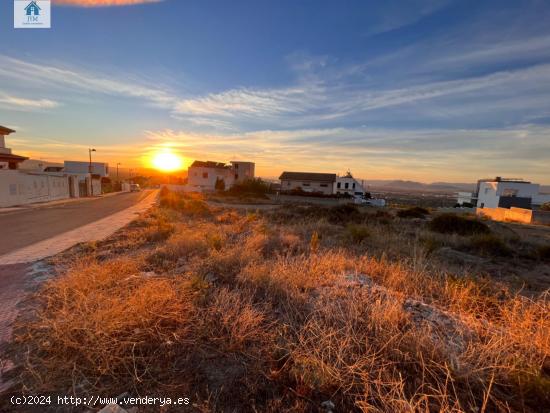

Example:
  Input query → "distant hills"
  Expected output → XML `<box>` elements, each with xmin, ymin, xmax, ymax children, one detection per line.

<box><xmin>362</xmin><ymin>180</ymin><xmax>476</xmax><ymax>193</ymax></box>
<box><xmin>361</xmin><ymin>180</ymin><xmax>550</xmax><ymax>194</ymax></box>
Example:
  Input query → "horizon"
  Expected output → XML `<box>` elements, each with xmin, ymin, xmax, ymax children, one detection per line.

<box><xmin>2</xmin><ymin>0</ymin><xmax>550</xmax><ymax>184</ymax></box>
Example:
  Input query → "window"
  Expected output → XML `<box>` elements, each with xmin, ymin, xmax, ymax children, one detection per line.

<box><xmin>352</xmin><ymin>183</ymin><xmax>356</xmax><ymax>189</ymax></box>
<box><xmin>287</xmin><ymin>181</ymin><xmax>291</xmax><ymax>186</ymax></box>
<box><xmin>320</xmin><ymin>184</ymin><xmax>328</xmax><ymax>187</ymax></box>
<box><xmin>302</xmin><ymin>183</ymin><xmax>310</xmax><ymax>187</ymax></box>
<box><xmin>234</xmin><ymin>164</ymin><xmax>239</xmax><ymax>169</ymax></box>
<box><xmin>502</xmin><ymin>188</ymin><xmax>519</xmax><ymax>197</ymax></box>
<box><xmin>484</xmin><ymin>188</ymin><xmax>490</xmax><ymax>194</ymax></box>
<box><xmin>337</xmin><ymin>182</ymin><xmax>341</xmax><ymax>188</ymax></box>
<box><xmin>9</xmin><ymin>184</ymin><xmax>16</xmax><ymax>196</ymax></box>
<box><xmin>235</xmin><ymin>174</ymin><xmax>239</xmax><ymax>179</ymax></box>
<box><xmin>202</xmin><ymin>172</ymin><xmax>208</xmax><ymax>178</ymax></box>
<box><xmin>345</xmin><ymin>183</ymin><xmax>349</xmax><ymax>189</ymax></box>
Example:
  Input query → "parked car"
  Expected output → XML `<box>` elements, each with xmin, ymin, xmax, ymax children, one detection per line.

<box><xmin>130</xmin><ymin>183</ymin><xmax>141</xmax><ymax>192</ymax></box>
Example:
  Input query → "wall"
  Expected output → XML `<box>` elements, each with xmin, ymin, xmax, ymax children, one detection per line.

<box><xmin>477</xmin><ymin>181</ymin><xmax>539</xmax><ymax>208</ymax></box>
<box><xmin>476</xmin><ymin>207</ymin><xmax>533</xmax><ymax>224</ymax></box>
<box><xmin>533</xmin><ymin>210</ymin><xmax>550</xmax><ymax>225</ymax></box>
<box><xmin>334</xmin><ymin>177</ymin><xmax>365</xmax><ymax>196</ymax></box>
<box><xmin>281</xmin><ymin>179</ymin><xmax>334</xmax><ymax>195</ymax></box>
<box><xmin>231</xmin><ymin>162</ymin><xmax>255</xmax><ymax>183</ymax></box>
<box><xmin>0</xmin><ymin>170</ymin><xmax>71</xmax><ymax>207</ymax></box>
<box><xmin>64</xmin><ymin>161</ymin><xmax>109</xmax><ymax>176</ymax></box>
<box><xmin>188</xmin><ymin>166</ymin><xmax>234</xmax><ymax>190</ymax></box>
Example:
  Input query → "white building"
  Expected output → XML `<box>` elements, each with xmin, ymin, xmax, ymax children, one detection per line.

<box><xmin>64</xmin><ymin>161</ymin><xmax>110</xmax><ymax>197</ymax></box>
<box><xmin>476</xmin><ymin>177</ymin><xmax>550</xmax><ymax>209</ymax></box>
<box><xmin>0</xmin><ymin>126</ymin><xmax>80</xmax><ymax>207</ymax></box>
<box><xmin>334</xmin><ymin>172</ymin><xmax>366</xmax><ymax>197</ymax></box>
<box><xmin>279</xmin><ymin>172</ymin><xmax>336</xmax><ymax>195</ymax></box>
<box><xmin>187</xmin><ymin>160</ymin><xmax>255</xmax><ymax>191</ymax></box>
<box><xmin>231</xmin><ymin>161</ymin><xmax>255</xmax><ymax>184</ymax></box>
<box><xmin>456</xmin><ymin>191</ymin><xmax>475</xmax><ymax>206</ymax></box>
<box><xmin>0</xmin><ymin>126</ymin><xmax>112</xmax><ymax>207</ymax></box>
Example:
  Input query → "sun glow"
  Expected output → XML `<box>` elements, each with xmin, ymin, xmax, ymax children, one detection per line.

<box><xmin>151</xmin><ymin>151</ymin><xmax>184</xmax><ymax>172</ymax></box>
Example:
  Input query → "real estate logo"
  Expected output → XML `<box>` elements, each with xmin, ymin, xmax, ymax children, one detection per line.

<box><xmin>14</xmin><ymin>0</ymin><xmax>51</xmax><ymax>29</ymax></box>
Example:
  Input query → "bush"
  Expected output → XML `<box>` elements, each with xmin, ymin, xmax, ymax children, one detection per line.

<box><xmin>538</xmin><ymin>244</ymin><xmax>550</xmax><ymax>261</ymax></box>
<box><xmin>226</xmin><ymin>178</ymin><xmax>270</xmax><ymax>197</ymax></box>
<box><xmin>429</xmin><ymin>213</ymin><xmax>490</xmax><ymax>235</ymax></box>
<box><xmin>345</xmin><ymin>223</ymin><xmax>370</xmax><ymax>243</ymax></box>
<box><xmin>159</xmin><ymin>187</ymin><xmax>185</xmax><ymax>210</ymax></box>
<box><xmin>467</xmin><ymin>234</ymin><xmax>512</xmax><ymax>257</ymax></box>
<box><xmin>540</xmin><ymin>202</ymin><xmax>550</xmax><ymax>211</ymax></box>
<box><xmin>397</xmin><ymin>206</ymin><xmax>430</xmax><ymax>218</ymax></box>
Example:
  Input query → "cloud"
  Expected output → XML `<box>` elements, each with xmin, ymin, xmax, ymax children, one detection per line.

<box><xmin>143</xmin><ymin>124</ymin><xmax>550</xmax><ymax>183</ymax></box>
<box><xmin>53</xmin><ymin>0</ymin><xmax>164</xmax><ymax>7</ymax></box>
<box><xmin>0</xmin><ymin>93</ymin><xmax>60</xmax><ymax>110</ymax></box>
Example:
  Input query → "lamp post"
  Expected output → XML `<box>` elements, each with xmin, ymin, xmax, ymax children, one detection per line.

<box><xmin>88</xmin><ymin>148</ymin><xmax>96</xmax><ymax>196</ymax></box>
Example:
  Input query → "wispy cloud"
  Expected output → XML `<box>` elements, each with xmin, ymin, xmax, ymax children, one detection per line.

<box><xmin>143</xmin><ymin>124</ymin><xmax>550</xmax><ymax>182</ymax></box>
<box><xmin>0</xmin><ymin>93</ymin><xmax>60</xmax><ymax>110</ymax></box>
<box><xmin>53</xmin><ymin>0</ymin><xmax>164</xmax><ymax>7</ymax></box>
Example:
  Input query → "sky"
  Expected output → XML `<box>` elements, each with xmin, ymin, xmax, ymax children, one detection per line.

<box><xmin>1</xmin><ymin>0</ymin><xmax>550</xmax><ymax>183</ymax></box>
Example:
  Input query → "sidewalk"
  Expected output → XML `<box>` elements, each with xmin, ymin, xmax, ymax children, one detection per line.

<box><xmin>0</xmin><ymin>191</ymin><xmax>158</xmax><ymax>265</ymax></box>
<box><xmin>0</xmin><ymin>191</ymin><xmax>158</xmax><ymax>392</ymax></box>
<box><xmin>0</xmin><ymin>191</ymin><xmax>126</xmax><ymax>214</ymax></box>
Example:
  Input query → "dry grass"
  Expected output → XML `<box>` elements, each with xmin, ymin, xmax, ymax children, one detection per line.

<box><xmin>4</xmin><ymin>194</ymin><xmax>550</xmax><ymax>412</ymax></box>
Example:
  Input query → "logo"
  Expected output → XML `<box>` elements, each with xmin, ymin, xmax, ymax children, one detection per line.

<box><xmin>14</xmin><ymin>0</ymin><xmax>51</xmax><ymax>28</ymax></box>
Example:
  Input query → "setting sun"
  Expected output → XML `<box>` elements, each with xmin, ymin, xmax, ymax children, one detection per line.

<box><xmin>151</xmin><ymin>151</ymin><xmax>184</xmax><ymax>172</ymax></box>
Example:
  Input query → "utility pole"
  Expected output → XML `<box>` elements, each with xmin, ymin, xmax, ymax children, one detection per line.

<box><xmin>88</xmin><ymin>148</ymin><xmax>96</xmax><ymax>196</ymax></box>
<box><xmin>116</xmin><ymin>162</ymin><xmax>121</xmax><ymax>181</ymax></box>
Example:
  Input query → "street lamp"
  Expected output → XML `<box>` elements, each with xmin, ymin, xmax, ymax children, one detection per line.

<box><xmin>88</xmin><ymin>148</ymin><xmax>96</xmax><ymax>196</ymax></box>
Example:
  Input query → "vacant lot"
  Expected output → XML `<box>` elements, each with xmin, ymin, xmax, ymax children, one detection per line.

<box><xmin>2</xmin><ymin>190</ymin><xmax>549</xmax><ymax>412</ymax></box>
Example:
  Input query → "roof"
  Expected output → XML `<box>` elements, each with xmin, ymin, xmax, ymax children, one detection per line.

<box><xmin>279</xmin><ymin>171</ymin><xmax>337</xmax><ymax>182</ymax></box>
<box><xmin>25</xmin><ymin>1</ymin><xmax>41</xmax><ymax>9</ymax></box>
<box><xmin>190</xmin><ymin>160</ymin><xmax>231</xmax><ymax>169</ymax></box>
<box><xmin>0</xmin><ymin>126</ymin><xmax>16</xmax><ymax>135</ymax></box>
<box><xmin>0</xmin><ymin>153</ymin><xmax>28</xmax><ymax>162</ymax></box>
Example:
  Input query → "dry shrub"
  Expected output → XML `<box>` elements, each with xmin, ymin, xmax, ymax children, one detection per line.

<box><xmin>430</xmin><ymin>213</ymin><xmax>490</xmax><ymax>236</ymax></box>
<box><xmin>200</xmin><ymin>288</ymin><xmax>271</xmax><ymax>352</ymax></box>
<box><xmin>14</xmin><ymin>258</ymin><xmax>195</xmax><ymax>393</ymax></box>
<box><xmin>464</xmin><ymin>233</ymin><xmax>512</xmax><ymax>257</ymax></box>
<box><xmin>397</xmin><ymin>206</ymin><xmax>430</xmax><ymax>218</ymax></box>
<box><xmin>345</xmin><ymin>223</ymin><xmax>370</xmax><ymax>244</ymax></box>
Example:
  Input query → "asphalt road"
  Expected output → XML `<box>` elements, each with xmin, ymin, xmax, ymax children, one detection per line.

<box><xmin>0</xmin><ymin>191</ymin><xmax>152</xmax><ymax>256</ymax></box>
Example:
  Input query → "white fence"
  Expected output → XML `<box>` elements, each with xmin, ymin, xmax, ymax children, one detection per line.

<box><xmin>0</xmin><ymin>170</ymin><xmax>71</xmax><ymax>207</ymax></box>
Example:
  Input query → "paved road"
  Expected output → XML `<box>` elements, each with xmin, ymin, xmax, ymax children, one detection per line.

<box><xmin>0</xmin><ymin>191</ymin><xmax>152</xmax><ymax>256</ymax></box>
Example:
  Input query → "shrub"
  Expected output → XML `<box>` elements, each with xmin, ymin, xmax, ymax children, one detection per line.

<box><xmin>397</xmin><ymin>206</ymin><xmax>430</xmax><ymax>218</ymax></box>
<box><xmin>429</xmin><ymin>213</ymin><xmax>490</xmax><ymax>235</ymax></box>
<box><xmin>183</xmin><ymin>199</ymin><xmax>211</xmax><ymax>217</ymax></box>
<box><xmin>466</xmin><ymin>234</ymin><xmax>512</xmax><ymax>257</ymax></box>
<box><xmin>226</xmin><ymin>178</ymin><xmax>270</xmax><ymax>197</ymax></box>
<box><xmin>345</xmin><ymin>223</ymin><xmax>370</xmax><ymax>243</ymax></box>
<box><xmin>538</xmin><ymin>244</ymin><xmax>550</xmax><ymax>261</ymax></box>
<box><xmin>540</xmin><ymin>202</ymin><xmax>550</xmax><ymax>211</ymax></box>
<box><xmin>159</xmin><ymin>187</ymin><xmax>185</xmax><ymax>210</ymax></box>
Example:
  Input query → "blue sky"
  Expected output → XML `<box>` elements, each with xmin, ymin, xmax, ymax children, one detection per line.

<box><xmin>1</xmin><ymin>0</ymin><xmax>550</xmax><ymax>182</ymax></box>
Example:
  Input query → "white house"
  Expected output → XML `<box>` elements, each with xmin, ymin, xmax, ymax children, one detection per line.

<box><xmin>279</xmin><ymin>171</ymin><xmax>336</xmax><ymax>195</ymax></box>
<box><xmin>476</xmin><ymin>177</ymin><xmax>550</xmax><ymax>209</ymax></box>
<box><xmin>334</xmin><ymin>172</ymin><xmax>366</xmax><ymax>197</ymax></box>
<box><xmin>231</xmin><ymin>161</ymin><xmax>255</xmax><ymax>184</ymax></box>
<box><xmin>456</xmin><ymin>191</ymin><xmax>475</xmax><ymax>206</ymax></box>
<box><xmin>0</xmin><ymin>126</ymin><xmax>81</xmax><ymax>207</ymax></box>
<box><xmin>64</xmin><ymin>160</ymin><xmax>110</xmax><ymax>197</ymax></box>
<box><xmin>187</xmin><ymin>160</ymin><xmax>255</xmax><ymax>191</ymax></box>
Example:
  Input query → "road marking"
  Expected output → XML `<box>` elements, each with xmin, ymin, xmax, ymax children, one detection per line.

<box><xmin>0</xmin><ymin>191</ymin><xmax>157</xmax><ymax>265</ymax></box>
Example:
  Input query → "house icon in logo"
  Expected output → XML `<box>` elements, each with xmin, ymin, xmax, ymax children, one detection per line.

<box><xmin>25</xmin><ymin>1</ymin><xmax>41</xmax><ymax>16</ymax></box>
